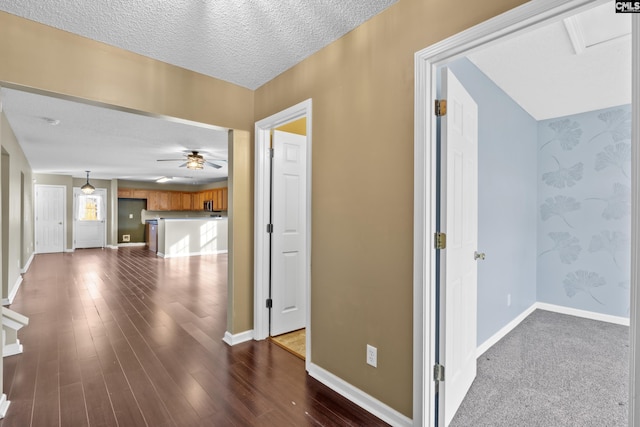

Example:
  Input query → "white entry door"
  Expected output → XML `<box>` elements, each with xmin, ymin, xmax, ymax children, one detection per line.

<box><xmin>73</xmin><ymin>188</ymin><xmax>106</xmax><ymax>249</ymax></box>
<box><xmin>35</xmin><ymin>185</ymin><xmax>66</xmax><ymax>253</ymax></box>
<box><xmin>439</xmin><ymin>67</ymin><xmax>479</xmax><ymax>426</ymax></box>
<box><xmin>271</xmin><ymin>130</ymin><xmax>307</xmax><ymax>336</ymax></box>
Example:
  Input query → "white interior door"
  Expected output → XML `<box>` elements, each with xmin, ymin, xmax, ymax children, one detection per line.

<box><xmin>35</xmin><ymin>185</ymin><xmax>66</xmax><ymax>253</ymax></box>
<box><xmin>271</xmin><ymin>130</ymin><xmax>307</xmax><ymax>336</ymax></box>
<box><xmin>439</xmin><ymin>67</ymin><xmax>479</xmax><ymax>426</ymax></box>
<box><xmin>74</xmin><ymin>188</ymin><xmax>106</xmax><ymax>249</ymax></box>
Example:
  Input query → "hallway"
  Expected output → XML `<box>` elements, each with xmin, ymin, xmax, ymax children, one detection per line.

<box><xmin>0</xmin><ymin>248</ymin><xmax>386</xmax><ymax>426</ymax></box>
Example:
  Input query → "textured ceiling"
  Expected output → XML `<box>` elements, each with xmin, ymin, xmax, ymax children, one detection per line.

<box><xmin>1</xmin><ymin>88</ymin><xmax>229</xmax><ymax>185</ymax></box>
<box><xmin>468</xmin><ymin>3</ymin><xmax>631</xmax><ymax>120</ymax></box>
<box><xmin>0</xmin><ymin>0</ymin><xmax>397</xmax><ymax>90</ymax></box>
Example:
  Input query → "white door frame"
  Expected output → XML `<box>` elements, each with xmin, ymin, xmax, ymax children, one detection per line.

<box><xmin>413</xmin><ymin>1</ymin><xmax>639</xmax><ymax>425</ymax></box>
<box><xmin>34</xmin><ymin>184</ymin><xmax>67</xmax><ymax>253</ymax></box>
<box><xmin>254</xmin><ymin>99</ymin><xmax>312</xmax><ymax>369</ymax></box>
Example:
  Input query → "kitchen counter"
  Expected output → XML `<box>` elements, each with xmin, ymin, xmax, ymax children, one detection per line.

<box><xmin>157</xmin><ymin>217</ymin><xmax>228</xmax><ymax>258</ymax></box>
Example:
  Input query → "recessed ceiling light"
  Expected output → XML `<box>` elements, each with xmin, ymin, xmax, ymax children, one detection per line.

<box><xmin>156</xmin><ymin>177</ymin><xmax>173</xmax><ymax>183</ymax></box>
<box><xmin>42</xmin><ymin>117</ymin><xmax>60</xmax><ymax>126</ymax></box>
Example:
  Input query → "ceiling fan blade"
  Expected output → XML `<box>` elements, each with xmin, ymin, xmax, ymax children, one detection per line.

<box><xmin>157</xmin><ymin>159</ymin><xmax>184</xmax><ymax>162</ymax></box>
<box><xmin>178</xmin><ymin>162</ymin><xmax>187</xmax><ymax>168</ymax></box>
<box><xmin>205</xmin><ymin>161</ymin><xmax>223</xmax><ymax>169</ymax></box>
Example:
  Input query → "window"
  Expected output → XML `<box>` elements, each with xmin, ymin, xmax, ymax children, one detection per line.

<box><xmin>77</xmin><ymin>195</ymin><xmax>103</xmax><ymax>221</ymax></box>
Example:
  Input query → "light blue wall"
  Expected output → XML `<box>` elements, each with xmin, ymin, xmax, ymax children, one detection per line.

<box><xmin>537</xmin><ymin>106</ymin><xmax>631</xmax><ymax>316</ymax></box>
<box><xmin>447</xmin><ymin>58</ymin><xmax>538</xmax><ymax>345</ymax></box>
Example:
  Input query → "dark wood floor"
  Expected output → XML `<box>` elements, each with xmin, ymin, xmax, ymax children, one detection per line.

<box><xmin>1</xmin><ymin>248</ymin><xmax>387</xmax><ymax>426</ymax></box>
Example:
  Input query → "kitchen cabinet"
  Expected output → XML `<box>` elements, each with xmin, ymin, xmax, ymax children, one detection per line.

<box><xmin>170</xmin><ymin>192</ymin><xmax>182</xmax><ymax>211</ymax></box>
<box><xmin>118</xmin><ymin>187</ymin><xmax>228</xmax><ymax>211</ymax></box>
<box><xmin>193</xmin><ymin>192</ymin><xmax>205</xmax><ymax>211</ymax></box>
<box><xmin>210</xmin><ymin>188</ymin><xmax>228</xmax><ymax>211</ymax></box>
<box><xmin>147</xmin><ymin>191</ymin><xmax>159</xmax><ymax>210</ymax></box>
<box><xmin>132</xmin><ymin>189</ymin><xmax>149</xmax><ymax>199</ymax></box>
<box><xmin>181</xmin><ymin>193</ymin><xmax>193</xmax><ymax>210</ymax></box>
<box><xmin>118</xmin><ymin>188</ymin><xmax>133</xmax><ymax>198</ymax></box>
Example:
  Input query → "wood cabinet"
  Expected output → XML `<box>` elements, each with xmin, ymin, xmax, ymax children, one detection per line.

<box><xmin>147</xmin><ymin>191</ymin><xmax>159</xmax><ymax>211</ymax></box>
<box><xmin>181</xmin><ymin>192</ymin><xmax>193</xmax><ymax>211</ymax></box>
<box><xmin>118</xmin><ymin>187</ymin><xmax>228</xmax><ymax>212</ymax></box>
<box><xmin>132</xmin><ymin>189</ymin><xmax>149</xmax><ymax>199</ymax></box>
<box><xmin>211</xmin><ymin>188</ymin><xmax>228</xmax><ymax>211</ymax></box>
<box><xmin>170</xmin><ymin>191</ymin><xmax>182</xmax><ymax>211</ymax></box>
<box><xmin>118</xmin><ymin>188</ymin><xmax>133</xmax><ymax>198</ymax></box>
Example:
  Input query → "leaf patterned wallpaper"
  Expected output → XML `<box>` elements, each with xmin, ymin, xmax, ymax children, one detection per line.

<box><xmin>537</xmin><ymin>105</ymin><xmax>631</xmax><ymax>317</ymax></box>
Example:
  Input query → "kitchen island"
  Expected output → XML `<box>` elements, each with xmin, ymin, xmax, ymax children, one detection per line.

<box><xmin>157</xmin><ymin>217</ymin><xmax>228</xmax><ymax>258</ymax></box>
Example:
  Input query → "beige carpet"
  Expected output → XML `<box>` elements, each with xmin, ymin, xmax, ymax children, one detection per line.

<box><xmin>271</xmin><ymin>328</ymin><xmax>306</xmax><ymax>360</ymax></box>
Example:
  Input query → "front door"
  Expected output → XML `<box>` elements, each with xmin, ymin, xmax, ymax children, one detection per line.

<box><xmin>35</xmin><ymin>185</ymin><xmax>66</xmax><ymax>253</ymax></box>
<box><xmin>439</xmin><ymin>67</ymin><xmax>479</xmax><ymax>426</ymax></box>
<box><xmin>270</xmin><ymin>130</ymin><xmax>307</xmax><ymax>336</ymax></box>
<box><xmin>74</xmin><ymin>188</ymin><xmax>106</xmax><ymax>249</ymax></box>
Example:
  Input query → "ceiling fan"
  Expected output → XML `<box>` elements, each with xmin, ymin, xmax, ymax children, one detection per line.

<box><xmin>156</xmin><ymin>150</ymin><xmax>226</xmax><ymax>170</ymax></box>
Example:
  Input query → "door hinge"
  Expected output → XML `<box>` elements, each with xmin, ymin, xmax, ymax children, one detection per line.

<box><xmin>433</xmin><ymin>364</ymin><xmax>445</xmax><ymax>382</ymax></box>
<box><xmin>266</xmin><ymin>298</ymin><xmax>273</xmax><ymax>309</ymax></box>
<box><xmin>269</xmin><ymin>147</ymin><xmax>274</xmax><ymax>158</ymax></box>
<box><xmin>434</xmin><ymin>232</ymin><xmax>446</xmax><ymax>250</ymax></box>
<box><xmin>267</xmin><ymin>224</ymin><xmax>273</xmax><ymax>233</ymax></box>
<box><xmin>435</xmin><ymin>99</ymin><xmax>447</xmax><ymax>117</ymax></box>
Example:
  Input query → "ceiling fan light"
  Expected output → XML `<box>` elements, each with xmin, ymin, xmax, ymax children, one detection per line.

<box><xmin>186</xmin><ymin>159</ymin><xmax>203</xmax><ymax>170</ymax></box>
<box><xmin>81</xmin><ymin>170</ymin><xmax>95</xmax><ymax>194</ymax></box>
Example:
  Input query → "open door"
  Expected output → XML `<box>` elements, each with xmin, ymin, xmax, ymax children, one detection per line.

<box><xmin>438</xmin><ymin>67</ymin><xmax>479</xmax><ymax>426</ymax></box>
<box><xmin>270</xmin><ymin>130</ymin><xmax>308</xmax><ymax>336</ymax></box>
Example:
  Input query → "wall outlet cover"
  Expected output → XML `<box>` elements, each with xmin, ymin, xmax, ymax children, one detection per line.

<box><xmin>366</xmin><ymin>344</ymin><xmax>377</xmax><ymax>367</ymax></box>
<box><xmin>122</xmin><ymin>235</ymin><xmax>131</xmax><ymax>242</ymax></box>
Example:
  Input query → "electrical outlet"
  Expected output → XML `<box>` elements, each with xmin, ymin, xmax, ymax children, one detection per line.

<box><xmin>507</xmin><ymin>293</ymin><xmax>511</xmax><ymax>307</ymax></box>
<box><xmin>366</xmin><ymin>344</ymin><xmax>377</xmax><ymax>367</ymax></box>
<box><xmin>122</xmin><ymin>234</ymin><xmax>131</xmax><ymax>242</ymax></box>
<box><xmin>129</xmin><ymin>213</ymin><xmax>134</xmax><ymax>219</ymax></box>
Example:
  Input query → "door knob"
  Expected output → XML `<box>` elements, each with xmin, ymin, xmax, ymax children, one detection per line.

<box><xmin>474</xmin><ymin>251</ymin><xmax>485</xmax><ymax>261</ymax></box>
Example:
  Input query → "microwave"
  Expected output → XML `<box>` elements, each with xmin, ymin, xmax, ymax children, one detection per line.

<box><xmin>204</xmin><ymin>200</ymin><xmax>214</xmax><ymax>211</ymax></box>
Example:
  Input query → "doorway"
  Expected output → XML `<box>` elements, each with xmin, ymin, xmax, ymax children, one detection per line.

<box><xmin>413</xmin><ymin>0</ymin><xmax>639</xmax><ymax>425</ymax></box>
<box><xmin>254</xmin><ymin>99</ymin><xmax>312</xmax><ymax>366</ymax></box>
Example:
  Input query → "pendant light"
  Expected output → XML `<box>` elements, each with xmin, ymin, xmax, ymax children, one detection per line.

<box><xmin>81</xmin><ymin>170</ymin><xmax>95</xmax><ymax>194</ymax></box>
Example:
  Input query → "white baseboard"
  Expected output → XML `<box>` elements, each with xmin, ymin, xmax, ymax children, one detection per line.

<box><xmin>477</xmin><ymin>302</ymin><xmax>537</xmax><ymax>358</ymax></box>
<box><xmin>21</xmin><ymin>253</ymin><xmax>34</xmax><ymax>274</ymax></box>
<box><xmin>536</xmin><ymin>302</ymin><xmax>630</xmax><ymax>326</ymax></box>
<box><xmin>161</xmin><ymin>249</ymin><xmax>228</xmax><ymax>259</ymax></box>
<box><xmin>477</xmin><ymin>302</ymin><xmax>630</xmax><ymax>359</ymax></box>
<box><xmin>308</xmin><ymin>363</ymin><xmax>413</xmax><ymax>427</ymax></box>
<box><xmin>223</xmin><ymin>330</ymin><xmax>254</xmax><ymax>346</ymax></box>
<box><xmin>2</xmin><ymin>276</ymin><xmax>23</xmax><ymax>306</ymax></box>
<box><xmin>117</xmin><ymin>243</ymin><xmax>145</xmax><ymax>248</ymax></box>
<box><xmin>65</xmin><ymin>248</ymin><xmax>75</xmax><ymax>253</ymax></box>
<box><xmin>0</xmin><ymin>394</ymin><xmax>9</xmax><ymax>418</ymax></box>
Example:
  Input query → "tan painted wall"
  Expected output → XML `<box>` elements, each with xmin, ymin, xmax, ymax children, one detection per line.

<box><xmin>1</xmin><ymin>111</ymin><xmax>34</xmax><ymax>299</ymax></box>
<box><xmin>254</xmin><ymin>0</ymin><xmax>527</xmax><ymax>416</ymax></box>
<box><xmin>227</xmin><ymin>130</ymin><xmax>253</xmax><ymax>333</ymax></box>
<box><xmin>0</xmin><ymin>11</ymin><xmax>254</xmax><ymax>132</ymax></box>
